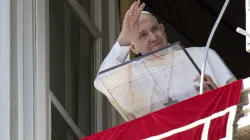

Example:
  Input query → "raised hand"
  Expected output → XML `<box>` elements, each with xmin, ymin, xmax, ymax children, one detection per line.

<box><xmin>118</xmin><ymin>0</ymin><xmax>145</xmax><ymax>46</ymax></box>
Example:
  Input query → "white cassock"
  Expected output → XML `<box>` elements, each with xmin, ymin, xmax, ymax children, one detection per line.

<box><xmin>94</xmin><ymin>41</ymin><xmax>235</xmax><ymax>120</ymax></box>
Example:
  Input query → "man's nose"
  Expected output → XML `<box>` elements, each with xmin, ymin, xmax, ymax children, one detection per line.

<box><xmin>149</xmin><ymin>32</ymin><xmax>158</xmax><ymax>41</ymax></box>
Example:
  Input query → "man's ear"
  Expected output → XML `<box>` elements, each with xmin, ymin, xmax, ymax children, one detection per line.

<box><xmin>159</xmin><ymin>23</ymin><xmax>165</xmax><ymax>31</ymax></box>
<box><xmin>159</xmin><ymin>23</ymin><xmax>167</xmax><ymax>38</ymax></box>
<box><xmin>130</xmin><ymin>44</ymin><xmax>140</xmax><ymax>54</ymax></box>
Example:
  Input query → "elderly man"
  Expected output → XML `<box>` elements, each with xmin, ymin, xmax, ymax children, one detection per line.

<box><xmin>94</xmin><ymin>0</ymin><xmax>235</xmax><ymax>121</ymax></box>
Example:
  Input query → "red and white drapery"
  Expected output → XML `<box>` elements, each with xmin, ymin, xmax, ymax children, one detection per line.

<box><xmin>82</xmin><ymin>80</ymin><xmax>242</xmax><ymax>140</ymax></box>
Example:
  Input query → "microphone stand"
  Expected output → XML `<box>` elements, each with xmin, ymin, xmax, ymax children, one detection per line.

<box><xmin>199</xmin><ymin>0</ymin><xmax>230</xmax><ymax>94</ymax></box>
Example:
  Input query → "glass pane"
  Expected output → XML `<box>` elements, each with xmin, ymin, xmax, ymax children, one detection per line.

<box><xmin>76</xmin><ymin>18</ymin><xmax>94</xmax><ymax>136</ymax></box>
<box><xmin>51</xmin><ymin>104</ymin><xmax>79</xmax><ymax>140</ymax></box>
<box><xmin>50</xmin><ymin>0</ymin><xmax>67</xmax><ymax>108</ymax></box>
<box><xmin>50</xmin><ymin>0</ymin><xmax>95</xmax><ymax>137</ymax></box>
<box><xmin>98</xmin><ymin>43</ymin><xmax>201</xmax><ymax>121</ymax></box>
<box><xmin>78</xmin><ymin>0</ymin><xmax>92</xmax><ymax>18</ymax></box>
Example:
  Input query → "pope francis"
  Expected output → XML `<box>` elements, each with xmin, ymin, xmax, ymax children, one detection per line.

<box><xmin>94</xmin><ymin>0</ymin><xmax>235</xmax><ymax>121</ymax></box>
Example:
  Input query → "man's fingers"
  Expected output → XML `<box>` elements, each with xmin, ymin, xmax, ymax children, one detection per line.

<box><xmin>206</xmin><ymin>80</ymin><xmax>217</xmax><ymax>89</ymax></box>
<box><xmin>193</xmin><ymin>74</ymin><xmax>212</xmax><ymax>83</ymax></box>
<box><xmin>203</xmin><ymin>82</ymin><xmax>210</xmax><ymax>89</ymax></box>
<box><xmin>193</xmin><ymin>74</ymin><xmax>200</xmax><ymax>82</ymax></box>
<box><xmin>136</xmin><ymin>3</ymin><xmax>145</xmax><ymax>18</ymax></box>
<box><xmin>204</xmin><ymin>74</ymin><xmax>213</xmax><ymax>81</ymax></box>
<box><xmin>130</xmin><ymin>1</ymin><xmax>137</xmax><ymax>11</ymax></box>
<box><xmin>126</xmin><ymin>1</ymin><xmax>137</xmax><ymax>16</ymax></box>
<box><xmin>204</xmin><ymin>74</ymin><xmax>217</xmax><ymax>89</ymax></box>
<box><xmin>193</xmin><ymin>74</ymin><xmax>211</xmax><ymax>92</ymax></box>
<box><xmin>126</xmin><ymin>1</ymin><xmax>145</xmax><ymax>19</ymax></box>
<box><xmin>193</xmin><ymin>74</ymin><xmax>217</xmax><ymax>92</ymax></box>
<box><xmin>136</xmin><ymin>0</ymin><xmax>140</xmax><ymax>10</ymax></box>
<box><xmin>194</xmin><ymin>85</ymin><xmax>200</xmax><ymax>93</ymax></box>
<box><xmin>194</xmin><ymin>85</ymin><xmax>210</xmax><ymax>93</ymax></box>
<box><xmin>133</xmin><ymin>0</ymin><xmax>140</xmax><ymax>14</ymax></box>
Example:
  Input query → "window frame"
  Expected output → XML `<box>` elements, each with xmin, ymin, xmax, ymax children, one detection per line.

<box><xmin>8</xmin><ymin>0</ymin><xmax>120</xmax><ymax>139</ymax></box>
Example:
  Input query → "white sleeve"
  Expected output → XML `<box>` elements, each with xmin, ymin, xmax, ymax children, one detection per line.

<box><xmin>93</xmin><ymin>41</ymin><xmax>131</xmax><ymax>121</ymax></box>
<box><xmin>207</xmin><ymin>49</ymin><xmax>236</xmax><ymax>86</ymax></box>
<box><xmin>97</xmin><ymin>41</ymin><xmax>130</xmax><ymax>72</ymax></box>
<box><xmin>94</xmin><ymin>41</ymin><xmax>130</xmax><ymax>97</ymax></box>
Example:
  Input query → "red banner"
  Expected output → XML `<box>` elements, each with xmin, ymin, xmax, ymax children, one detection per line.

<box><xmin>82</xmin><ymin>80</ymin><xmax>242</xmax><ymax>140</ymax></box>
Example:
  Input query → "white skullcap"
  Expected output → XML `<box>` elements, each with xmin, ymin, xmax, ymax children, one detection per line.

<box><xmin>141</xmin><ymin>11</ymin><xmax>157</xmax><ymax>21</ymax></box>
<box><xmin>142</xmin><ymin>11</ymin><xmax>151</xmax><ymax>14</ymax></box>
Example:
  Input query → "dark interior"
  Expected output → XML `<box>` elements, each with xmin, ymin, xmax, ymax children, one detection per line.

<box><xmin>143</xmin><ymin>0</ymin><xmax>248</xmax><ymax>79</ymax></box>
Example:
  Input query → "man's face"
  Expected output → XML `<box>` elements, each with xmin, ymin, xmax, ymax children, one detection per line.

<box><xmin>131</xmin><ymin>14</ymin><xmax>168</xmax><ymax>55</ymax></box>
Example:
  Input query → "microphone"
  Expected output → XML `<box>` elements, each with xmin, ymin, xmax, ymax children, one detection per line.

<box><xmin>237</xmin><ymin>27</ymin><xmax>250</xmax><ymax>37</ymax></box>
<box><xmin>236</xmin><ymin>27</ymin><xmax>250</xmax><ymax>53</ymax></box>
